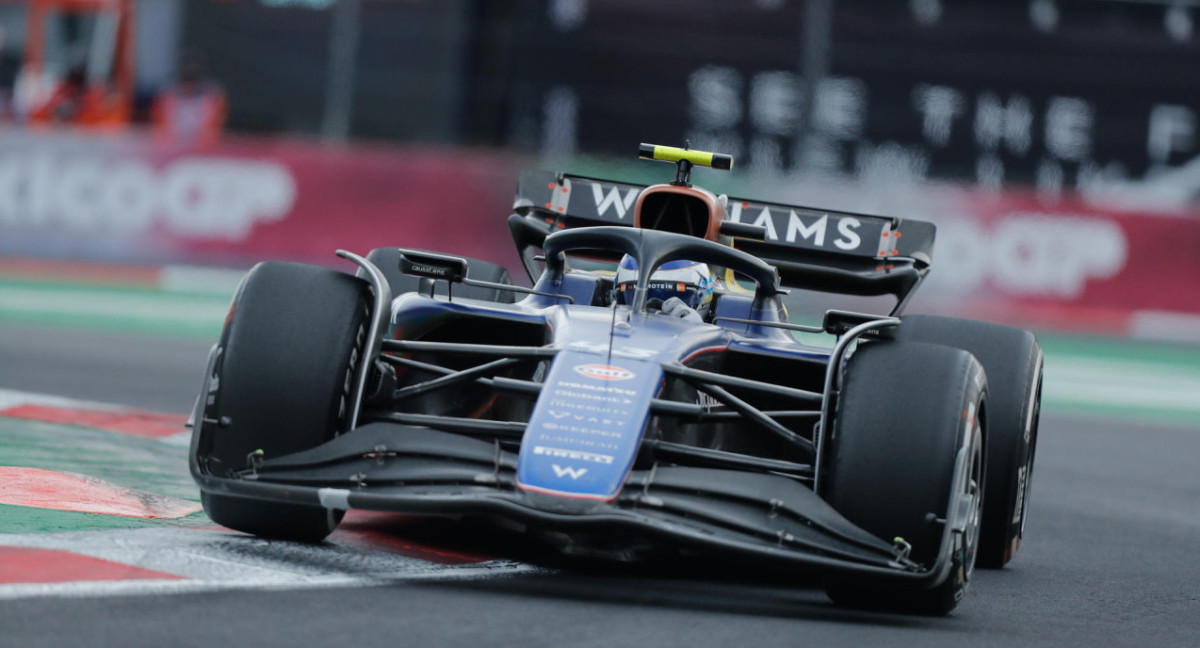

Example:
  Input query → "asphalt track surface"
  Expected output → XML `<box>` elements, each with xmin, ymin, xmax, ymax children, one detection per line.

<box><xmin>1</xmin><ymin>321</ymin><xmax>1198</xmax><ymax>647</ymax></box>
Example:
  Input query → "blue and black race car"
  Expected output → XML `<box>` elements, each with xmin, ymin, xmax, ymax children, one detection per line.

<box><xmin>189</xmin><ymin>144</ymin><xmax>1043</xmax><ymax>615</ymax></box>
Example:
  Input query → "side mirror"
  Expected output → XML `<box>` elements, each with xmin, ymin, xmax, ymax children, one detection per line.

<box><xmin>398</xmin><ymin>250</ymin><xmax>469</xmax><ymax>283</ymax></box>
<box><xmin>823</xmin><ymin>309</ymin><xmax>898</xmax><ymax>339</ymax></box>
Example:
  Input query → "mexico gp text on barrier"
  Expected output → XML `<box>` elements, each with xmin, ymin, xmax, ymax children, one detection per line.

<box><xmin>0</xmin><ymin>130</ymin><xmax>517</xmax><ymax>272</ymax></box>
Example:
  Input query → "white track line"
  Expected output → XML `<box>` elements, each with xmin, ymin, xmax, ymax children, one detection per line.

<box><xmin>0</xmin><ymin>286</ymin><xmax>229</xmax><ymax>322</ymax></box>
<box><xmin>0</xmin><ymin>387</ymin><xmax>130</xmax><ymax>413</ymax></box>
<box><xmin>0</xmin><ymin>563</ymin><xmax>538</xmax><ymax>601</ymax></box>
<box><xmin>1045</xmin><ymin>356</ymin><xmax>1200</xmax><ymax>413</ymax></box>
<box><xmin>0</xmin><ymin>526</ymin><xmax>537</xmax><ymax>601</ymax></box>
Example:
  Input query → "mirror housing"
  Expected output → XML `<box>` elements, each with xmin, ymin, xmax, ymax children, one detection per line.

<box><xmin>823</xmin><ymin>309</ymin><xmax>898</xmax><ymax>339</ymax></box>
<box><xmin>398</xmin><ymin>250</ymin><xmax>469</xmax><ymax>283</ymax></box>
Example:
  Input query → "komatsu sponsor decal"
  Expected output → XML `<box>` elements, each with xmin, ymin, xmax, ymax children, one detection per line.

<box><xmin>517</xmin><ymin>350</ymin><xmax>661</xmax><ymax>500</ymax></box>
<box><xmin>574</xmin><ymin>364</ymin><xmax>635</xmax><ymax>381</ymax></box>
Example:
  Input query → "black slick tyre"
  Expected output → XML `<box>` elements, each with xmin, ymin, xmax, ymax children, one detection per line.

<box><xmin>198</xmin><ymin>261</ymin><xmax>370</xmax><ymax>543</ymax></box>
<box><xmin>361</xmin><ymin>248</ymin><xmax>515</xmax><ymax>303</ymax></box>
<box><xmin>897</xmin><ymin>314</ymin><xmax>1043</xmax><ymax>568</ymax></box>
<box><xmin>823</xmin><ymin>341</ymin><xmax>987</xmax><ymax>615</ymax></box>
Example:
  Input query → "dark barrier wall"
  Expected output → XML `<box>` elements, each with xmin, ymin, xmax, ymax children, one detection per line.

<box><xmin>181</xmin><ymin>0</ymin><xmax>1200</xmax><ymax>205</ymax></box>
<box><xmin>181</xmin><ymin>0</ymin><xmax>471</xmax><ymax>140</ymax></box>
<box><xmin>484</xmin><ymin>0</ymin><xmax>1200</xmax><ymax>202</ymax></box>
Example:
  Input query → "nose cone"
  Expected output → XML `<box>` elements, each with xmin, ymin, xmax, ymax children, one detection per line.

<box><xmin>516</xmin><ymin>350</ymin><xmax>663</xmax><ymax>508</ymax></box>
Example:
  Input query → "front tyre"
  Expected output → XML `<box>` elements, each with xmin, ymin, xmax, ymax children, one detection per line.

<box><xmin>823</xmin><ymin>341</ymin><xmax>987</xmax><ymax>615</ymax></box>
<box><xmin>197</xmin><ymin>262</ymin><xmax>370</xmax><ymax>543</ymax></box>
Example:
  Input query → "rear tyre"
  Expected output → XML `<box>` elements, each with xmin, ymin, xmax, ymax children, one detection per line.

<box><xmin>362</xmin><ymin>248</ymin><xmax>515</xmax><ymax>303</ymax></box>
<box><xmin>897</xmin><ymin>315</ymin><xmax>1043</xmax><ymax>568</ymax></box>
<box><xmin>198</xmin><ymin>261</ymin><xmax>370</xmax><ymax>543</ymax></box>
<box><xmin>823</xmin><ymin>341</ymin><xmax>987</xmax><ymax>615</ymax></box>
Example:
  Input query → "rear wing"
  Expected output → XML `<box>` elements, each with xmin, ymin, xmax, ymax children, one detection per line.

<box><xmin>509</xmin><ymin>170</ymin><xmax>936</xmax><ymax>305</ymax></box>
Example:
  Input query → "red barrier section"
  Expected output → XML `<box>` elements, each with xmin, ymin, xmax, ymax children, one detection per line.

<box><xmin>0</xmin><ymin>467</ymin><xmax>203</xmax><ymax>518</ymax></box>
<box><xmin>0</xmin><ymin>131</ymin><xmax>522</xmax><ymax>274</ymax></box>
<box><xmin>908</xmin><ymin>189</ymin><xmax>1200</xmax><ymax>335</ymax></box>
<box><xmin>0</xmin><ymin>404</ymin><xmax>187</xmax><ymax>439</ymax></box>
<box><xmin>0</xmin><ymin>547</ymin><xmax>183</xmax><ymax>584</ymax></box>
<box><xmin>170</xmin><ymin>139</ymin><xmax>520</xmax><ymax>271</ymax></box>
<box><xmin>2</xmin><ymin>130</ymin><xmax>1198</xmax><ymax>336</ymax></box>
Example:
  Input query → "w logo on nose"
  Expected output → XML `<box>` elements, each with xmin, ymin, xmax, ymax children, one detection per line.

<box><xmin>551</xmin><ymin>464</ymin><xmax>588</xmax><ymax>480</ymax></box>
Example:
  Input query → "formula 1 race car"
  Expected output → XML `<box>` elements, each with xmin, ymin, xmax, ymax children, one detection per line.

<box><xmin>189</xmin><ymin>144</ymin><xmax>1043</xmax><ymax>615</ymax></box>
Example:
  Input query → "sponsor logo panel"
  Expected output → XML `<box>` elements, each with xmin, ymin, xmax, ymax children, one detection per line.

<box><xmin>533</xmin><ymin>445</ymin><xmax>616</xmax><ymax>465</ymax></box>
<box><xmin>573</xmin><ymin>364</ymin><xmax>635</xmax><ymax>381</ymax></box>
<box><xmin>517</xmin><ymin>351</ymin><xmax>661</xmax><ymax>499</ymax></box>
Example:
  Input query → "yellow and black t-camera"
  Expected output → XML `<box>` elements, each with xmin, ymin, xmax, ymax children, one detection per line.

<box><xmin>638</xmin><ymin>143</ymin><xmax>734</xmax><ymax>170</ymax></box>
<box><xmin>638</xmin><ymin>143</ymin><xmax>734</xmax><ymax>186</ymax></box>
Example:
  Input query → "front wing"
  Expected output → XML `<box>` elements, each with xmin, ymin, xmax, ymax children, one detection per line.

<box><xmin>192</xmin><ymin>420</ymin><xmax>956</xmax><ymax>588</ymax></box>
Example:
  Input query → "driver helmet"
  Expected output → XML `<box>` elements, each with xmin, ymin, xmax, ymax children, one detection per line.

<box><xmin>614</xmin><ymin>255</ymin><xmax>714</xmax><ymax>311</ymax></box>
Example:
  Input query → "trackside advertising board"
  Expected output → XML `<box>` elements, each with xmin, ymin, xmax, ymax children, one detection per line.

<box><xmin>0</xmin><ymin>131</ymin><xmax>517</xmax><ymax>272</ymax></box>
<box><xmin>908</xmin><ymin>190</ymin><xmax>1200</xmax><ymax>336</ymax></box>
<box><xmin>1</xmin><ymin>131</ymin><xmax>1198</xmax><ymax>337</ymax></box>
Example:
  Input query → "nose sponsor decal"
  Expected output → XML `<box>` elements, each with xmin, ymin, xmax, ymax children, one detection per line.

<box><xmin>518</xmin><ymin>351</ymin><xmax>661</xmax><ymax>500</ymax></box>
<box><xmin>533</xmin><ymin>445</ymin><xmax>615</xmax><ymax>464</ymax></box>
<box><xmin>573</xmin><ymin>364</ymin><xmax>635</xmax><ymax>381</ymax></box>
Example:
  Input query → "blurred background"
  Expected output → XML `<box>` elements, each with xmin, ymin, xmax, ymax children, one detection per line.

<box><xmin>1</xmin><ymin>0</ymin><xmax>1198</xmax><ymax>387</ymax></box>
<box><xmin>3</xmin><ymin>4</ymin><xmax>1199</xmax><ymax>635</ymax></box>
